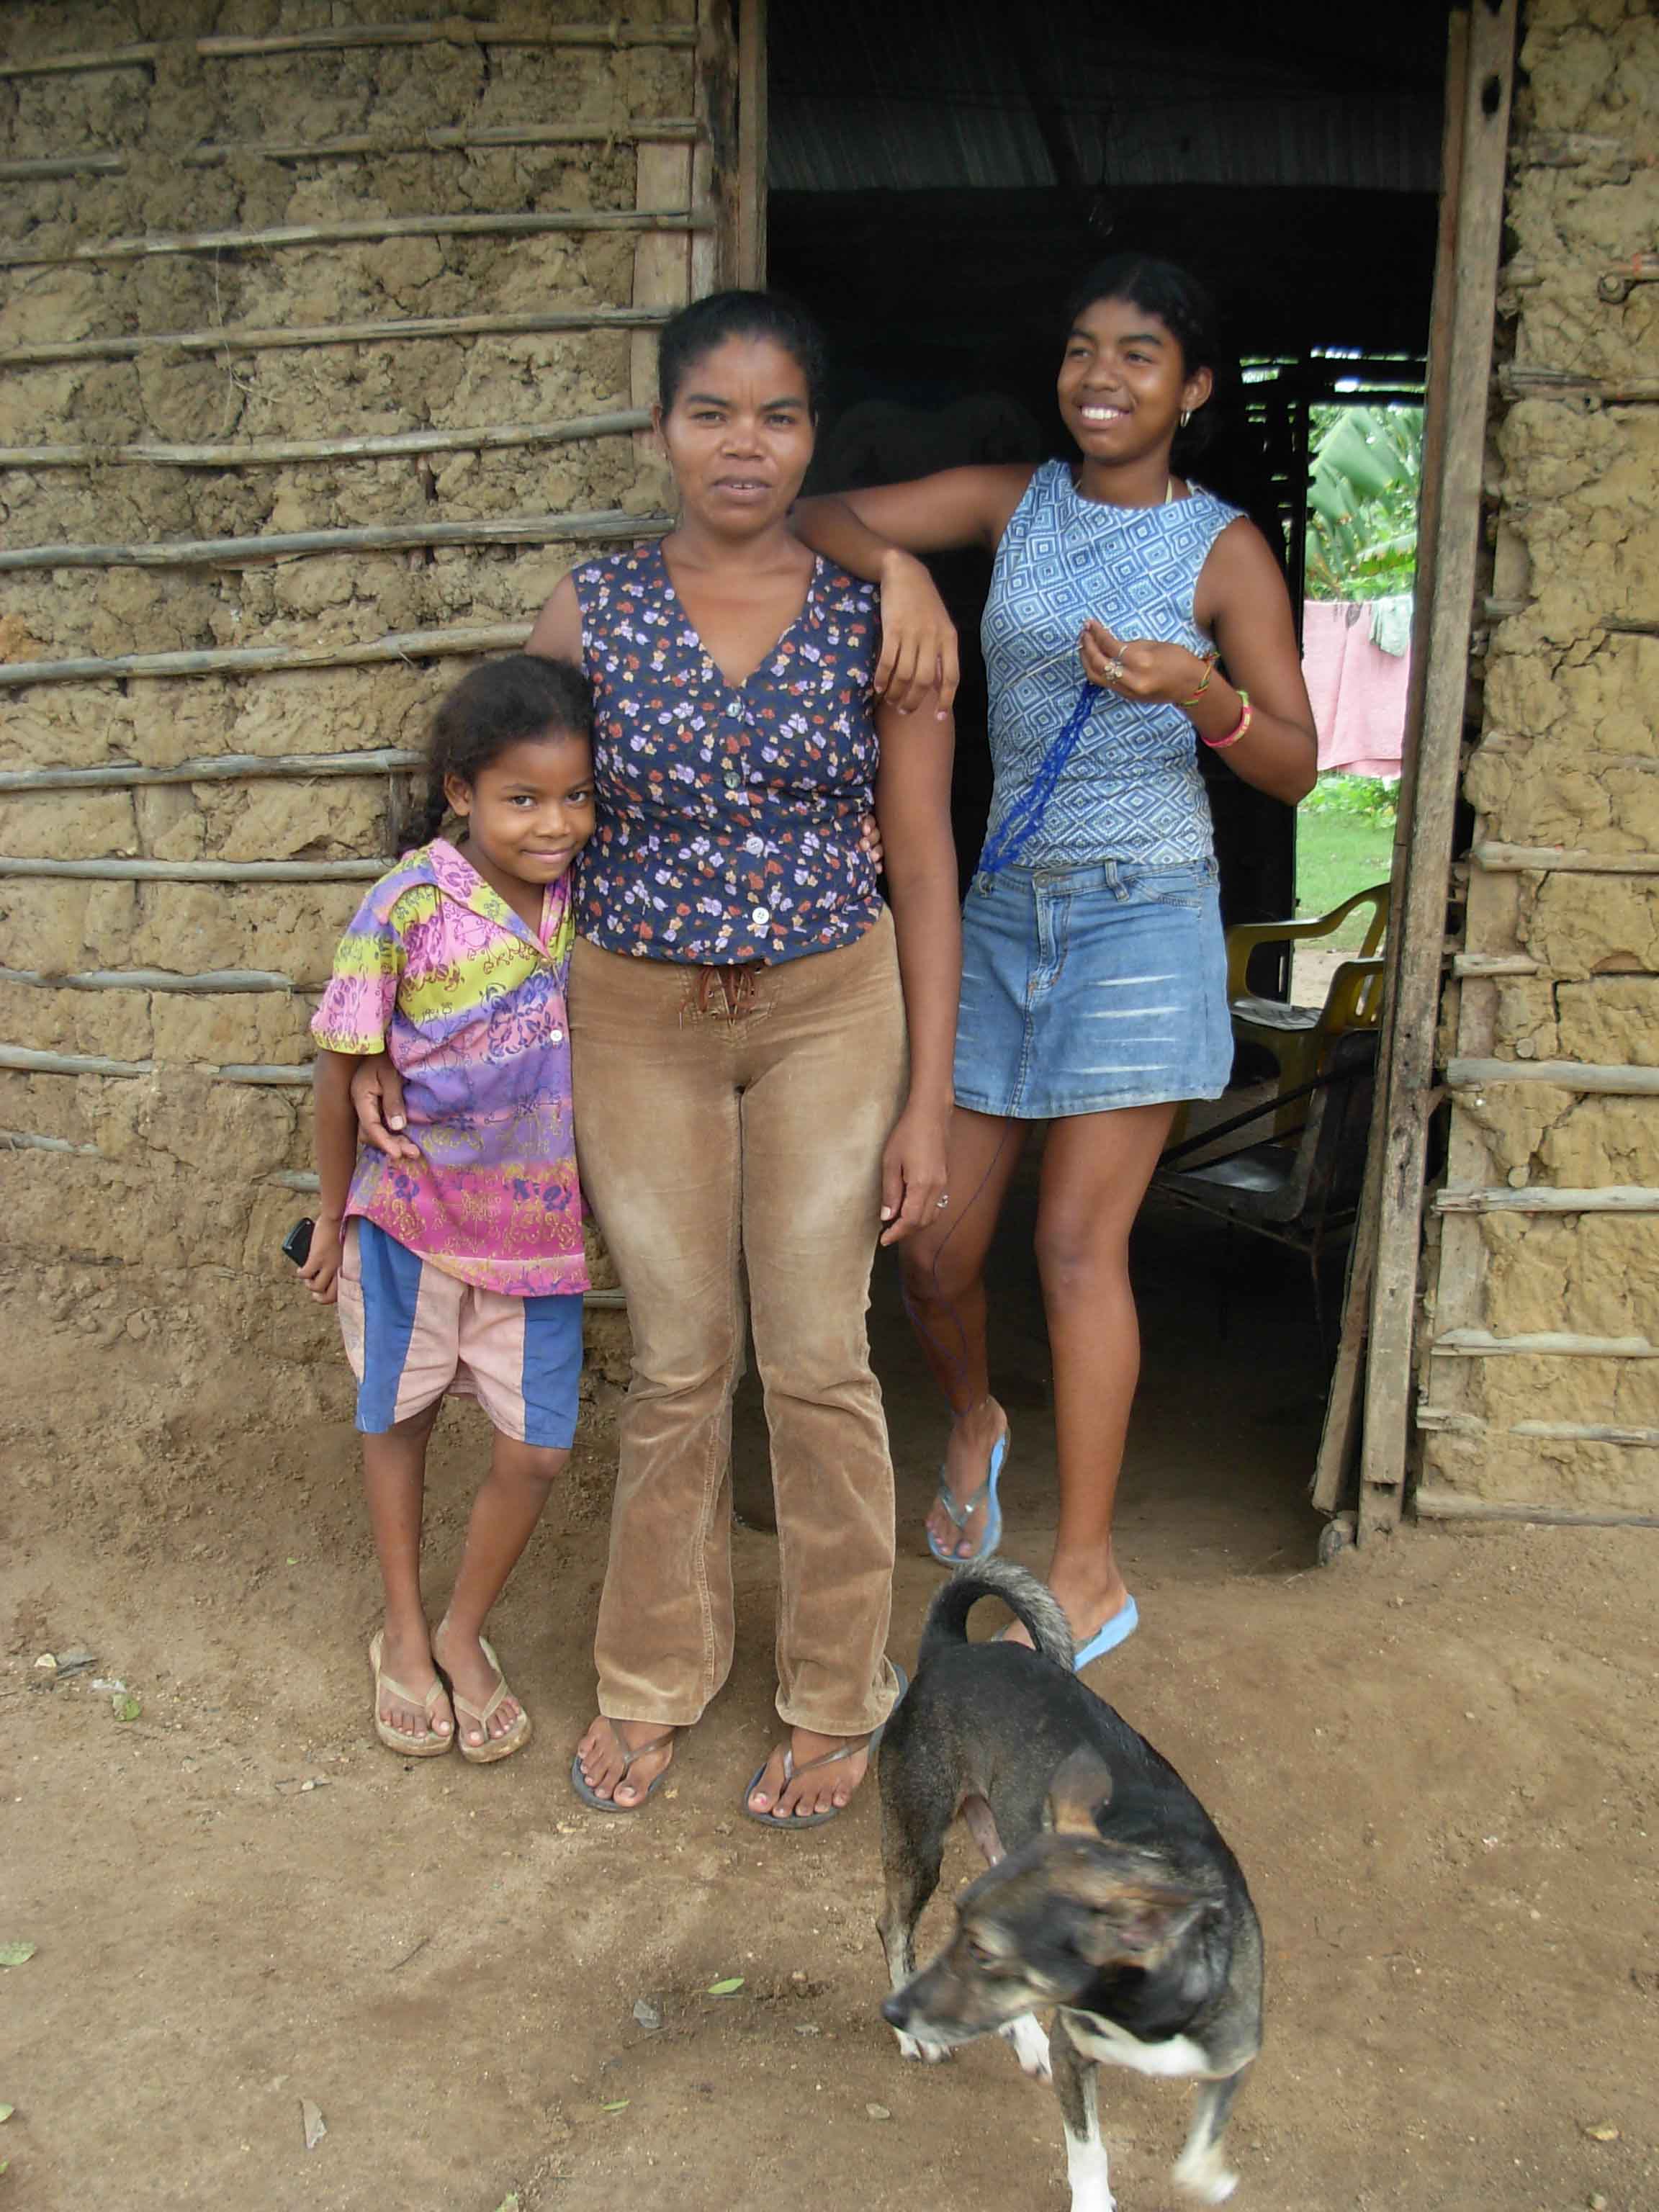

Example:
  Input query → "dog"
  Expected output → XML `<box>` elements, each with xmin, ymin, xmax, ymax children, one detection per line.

<box><xmin>877</xmin><ymin>1560</ymin><xmax>1263</xmax><ymax>2209</ymax></box>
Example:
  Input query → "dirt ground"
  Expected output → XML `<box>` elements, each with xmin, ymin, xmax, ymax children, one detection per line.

<box><xmin>3</xmin><ymin>1183</ymin><xmax>1657</xmax><ymax>2212</ymax></box>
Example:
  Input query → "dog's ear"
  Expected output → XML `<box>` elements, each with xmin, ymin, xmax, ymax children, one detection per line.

<box><xmin>1072</xmin><ymin>1879</ymin><xmax>1205</xmax><ymax>1967</ymax></box>
<box><xmin>1043</xmin><ymin>1748</ymin><xmax>1115</xmax><ymax>1836</ymax></box>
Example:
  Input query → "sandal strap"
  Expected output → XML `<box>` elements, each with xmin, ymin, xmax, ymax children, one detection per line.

<box><xmin>604</xmin><ymin>1719</ymin><xmax>677</xmax><ymax>1774</ymax></box>
<box><xmin>376</xmin><ymin>1667</ymin><xmax>449</xmax><ymax>1722</ymax></box>
<box><xmin>774</xmin><ymin>1734</ymin><xmax>870</xmax><ymax>1784</ymax></box>
<box><xmin>933</xmin><ymin>1475</ymin><xmax>990</xmax><ymax>1532</ymax></box>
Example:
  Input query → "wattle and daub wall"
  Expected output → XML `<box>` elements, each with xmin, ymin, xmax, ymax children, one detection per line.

<box><xmin>0</xmin><ymin>2</ymin><xmax>710</xmax><ymax>1506</ymax></box>
<box><xmin>1422</xmin><ymin>0</ymin><xmax>1659</xmax><ymax>1520</ymax></box>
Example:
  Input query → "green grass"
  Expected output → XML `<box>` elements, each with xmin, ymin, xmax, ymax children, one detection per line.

<box><xmin>1295</xmin><ymin>779</ymin><xmax>1397</xmax><ymax>948</ymax></box>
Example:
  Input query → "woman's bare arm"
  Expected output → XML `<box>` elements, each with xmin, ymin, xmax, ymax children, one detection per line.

<box><xmin>526</xmin><ymin>571</ymin><xmax>583</xmax><ymax>661</ymax></box>
<box><xmin>1191</xmin><ymin>522</ymin><xmax>1318</xmax><ymax>804</ymax></box>
<box><xmin>872</xmin><ymin>693</ymin><xmax>961</xmax><ymax>1245</ymax></box>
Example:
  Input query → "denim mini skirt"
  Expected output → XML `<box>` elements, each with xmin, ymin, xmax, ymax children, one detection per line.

<box><xmin>953</xmin><ymin>858</ymin><xmax>1231</xmax><ymax>1120</ymax></box>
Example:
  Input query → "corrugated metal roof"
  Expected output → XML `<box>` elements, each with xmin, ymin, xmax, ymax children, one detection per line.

<box><xmin>770</xmin><ymin>2</ymin><xmax>1447</xmax><ymax>197</ymax></box>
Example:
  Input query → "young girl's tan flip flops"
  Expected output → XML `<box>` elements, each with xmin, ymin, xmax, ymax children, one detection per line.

<box><xmin>446</xmin><ymin>1632</ymin><xmax>532</xmax><ymax>1765</ymax></box>
<box><xmin>367</xmin><ymin>1631</ymin><xmax>454</xmax><ymax>1757</ymax></box>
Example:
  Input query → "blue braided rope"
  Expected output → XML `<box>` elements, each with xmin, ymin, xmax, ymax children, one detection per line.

<box><xmin>978</xmin><ymin>680</ymin><xmax>1099</xmax><ymax>878</ymax></box>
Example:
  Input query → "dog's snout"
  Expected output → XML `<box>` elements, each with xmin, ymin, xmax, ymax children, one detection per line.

<box><xmin>881</xmin><ymin>1992</ymin><xmax>909</xmax><ymax>2026</ymax></box>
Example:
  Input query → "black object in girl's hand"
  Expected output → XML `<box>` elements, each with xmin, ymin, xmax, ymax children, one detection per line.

<box><xmin>281</xmin><ymin>1218</ymin><xmax>315</xmax><ymax>1268</ymax></box>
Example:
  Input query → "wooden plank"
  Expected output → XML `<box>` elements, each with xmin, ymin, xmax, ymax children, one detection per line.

<box><xmin>0</xmin><ymin>621</ymin><xmax>530</xmax><ymax>689</ymax></box>
<box><xmin>0</xmin><ymin>968</ymin><xmax>299</xmax><ymax>994</ymax></box>
<box><xmin>0</xmin><ymin>504</ymin><xmax>670</xmax><ymax>572</ymax></box>
<box><xmin>1312</xmin><ymin>5</ymin><xmax>1470</xmax><ymax>1525</ymax></box>
<box><xmin>1447</xmin><ymin>1058</ymin><xmax>1659</xmax><ymax>1096</ymax></box>
<box><xmin>1451</xmin><ymin>951</ymin><xmax>1539</xmax><ymax>976</ymax></box>
<box><xmin>0</xmin><ymin>307</ymin><xmax>672</xmax><ymax>371</ymax></box>
<box><xmin>1418</xmin><ymin>1407</ymin><xmax>1659</xmax><ymax>1447</ymax></box>
<box><xmin>1501</xmin><ymin>367</ymin><xmax>1659</xmax><ymax>404</ymax></box>
<box><xmin>1473</xmin><ymin>842</ymin><xmax>1659</xmax><ymax>874</ymax></box>
<box><xmin>0</xmin><ymin>122</ymin><xmax>701</xmax><ymax>181</ymax></box>
<box><xmin>734</xmin><ymin>0</ymin><xmax>768</xmax><ymax>285</ymax></box>
<box><xmin>0</xmin><ymin>750</ymin><xmax>419</xmax><ymax>794</ymax></box>
<box><xmin>0</xmin><ymin>858</ymin><xmax>387</xmax><ymax>883</ymax></box>
<box><xmin>1431</xmin><ymin>1329</ymin><xmax>1659</xmax><ymax>1358</ymax></box>
<box><xmin>0</xmin><ymin>21</ymin><xmax>698</xmax><ymax>77</ymax></box>
<box><xmin>214</xmin><ymin>1066</ymin><xmax>311</xmax><ymax>1085</ymax></box>
<box><xmin>1359</xmin><ymin>0</ymin><xmax>1517</xmax><ymax>1537</ymax></box>
<box><xmin>1416</xmin><ymin>1485</ymin><xmax>1659</xmax><ymax>1529</ymax></box>
<box><xmin>0</xmin><ymin>1044</ymin><xmax>154</xmax><ymax>1077</ymax></box>
<box><xmin>0</xmin><ymin>409</ymin><xmax>648</xmax><ymax>471</ymax></box>
<box><xmin>0</xmin><ymin>209</ymin><xmax>709</xmax><ymax>273</ymax></box>
<box><xmin>1434</xmin><ymin>1184</ymin><xmax>1659</xmax><ymax>1213</ymax></box>
<box><xmin>630</xmin><ymin>142</ymin><xmax>696</xmax><ymax>431</ymax></box>
<box><xmin>0</xmin><ymin>1128</ymin><xmax>102</xmax><ymax>1156</ymax></box>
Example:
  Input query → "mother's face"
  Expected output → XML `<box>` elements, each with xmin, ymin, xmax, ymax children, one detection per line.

<box><xmin>655</xmin><ymin>335</ymin><xmax>817</xmax><ymax>537</ymax></box>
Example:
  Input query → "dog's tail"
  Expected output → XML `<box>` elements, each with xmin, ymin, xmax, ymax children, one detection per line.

<box><xmin>917</xmin><ymin>1559</ymin><xmax>1076</xmax><ymax>1673</ymax></box>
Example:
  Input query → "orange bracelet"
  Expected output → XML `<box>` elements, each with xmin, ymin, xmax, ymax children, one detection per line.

<box><xmin>1179</xmin><ymin>653</ymin><xmax>1218</xmax><ymax>708</ymax></box>
<box><xmin>1202</xmin><ymin>689</ymin><xmax>1251</xmax><ymax>750</ymax></box>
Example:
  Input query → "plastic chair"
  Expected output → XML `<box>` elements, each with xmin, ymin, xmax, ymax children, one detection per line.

<box><xmin>1226</xmin><ymin>881</ymin><xmax>1390</xmax><ymax>1133</ymax></box>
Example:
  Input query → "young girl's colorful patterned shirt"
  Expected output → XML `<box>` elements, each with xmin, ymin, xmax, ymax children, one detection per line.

<box><xmin>310</xmin><ymin>839</ymin><xmax>587</xmax><ymax>1299</ymax></box>
<box><xmin>573</xmin><ymin>542</ymin><xmax>883</xmax><ymax>965</ymax></box>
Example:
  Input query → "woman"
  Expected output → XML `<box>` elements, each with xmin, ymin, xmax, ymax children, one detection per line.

<box><xmin>357</xmin><ymin>291</ymin><xmax>959</xmax><ymax>1820</ymax></box>
<box><xmin>791</xmin><ymin>254</ymin><xmax>1317</xmax><ymax>1665</ymax></box>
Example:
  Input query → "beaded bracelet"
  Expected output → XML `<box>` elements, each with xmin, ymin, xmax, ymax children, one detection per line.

<box><xmin>1202</xmin><ymin>689</ymin><xmax>1251</xmax><ymax>750</ymax></box>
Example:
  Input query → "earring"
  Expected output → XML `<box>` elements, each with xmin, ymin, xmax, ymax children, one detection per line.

<box><xmin>1179</xmin><ymin>410</ymin><xmax>1192</xmax><ymax>428</ymax></box>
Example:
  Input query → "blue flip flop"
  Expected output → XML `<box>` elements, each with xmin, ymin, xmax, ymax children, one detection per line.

<box><xmin>1072</xmin><ymin>1596</ymin><xmax>1141</xmax><ymax>1671</ymax></box>
<box><xmin>927</xmin><ymin>1426</ymin><xmax>1010</xmax><ymax>1566</ymax></box>
<box><xmin>742</xmin><ymin>1664</ymin><xmax>908</xmax><ymax>1829</ymax></box>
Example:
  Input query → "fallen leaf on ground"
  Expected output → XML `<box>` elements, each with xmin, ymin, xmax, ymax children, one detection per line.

<box><xmin>706</xmin><ymin>1976</ymin><xmax>745</xmax><ymax>1996</ymax></box>
<box><xmin>1582</xmin><ymin>2123</ymin><xmax>1620</xmax><ymax>2143</ymax></box>
<box><xmin>0</xmin><ymin>2105</ymin><xmax>12</xmax><ymax>2122</ymax></box>
<box><xmin>0</xmin><ymin>1943</ymin><xmax>37</xmax><ymax>1967</ymax></box>
<box><xmin>600</xmin><ymin>2099</ymin><xmax>630</xmax><ymax>2113</ymax></box>
<box><xmin>301</xmin><ymin>2098</ymin><xmax>325</xmax><ymax>2151</ymax></box>
<box><xmin>866</xmin><ymin>2103</ymin><xmax>891</xmax><ymax>2121</ymax></box>
<box><xmin>112</xmin><ymin>1694</ymin><xmax>142</xmax><ymax>1723</ymax></box>
<box><xmin>631</xmin><ymin>1999</ymin><xmax>662</xmax><ymax>2030</ymax></box>
<box><xmin>493</xmin><ymin>2197</ymin><xmax>521</xmax><ymax>2211</ymax></box>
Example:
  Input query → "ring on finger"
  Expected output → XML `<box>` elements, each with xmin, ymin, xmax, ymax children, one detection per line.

<box><xmin>936</xmin><ymin>1194</ymin><xmax>950</xmax><ymax>1210</ymax></box>
<box><xmin>1102</xmin><ymin>655</ymin><xmax>1126</xmax><ymax>682</ymax></box>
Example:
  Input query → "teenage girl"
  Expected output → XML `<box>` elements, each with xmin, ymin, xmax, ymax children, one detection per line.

<box><xmin>793</xmin><ymin>254</ymin><xmax>1318</xmax><ymax>1665</ymax></box>
<box><xmin>302</xmin><ymin>655</ymin><xmax>596</xmax><ymax>1762</ymax></box>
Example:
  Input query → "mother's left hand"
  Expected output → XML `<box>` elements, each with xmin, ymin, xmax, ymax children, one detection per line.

<box><xmin>878</xmin><ymin>1100</ymin><xmax>951</xmax><ymax>1246</ymax></box>
<box><xmin>1081</xmin><ymin>620</ymin><xmax>1212</xmax><ymax>707</ymax></box>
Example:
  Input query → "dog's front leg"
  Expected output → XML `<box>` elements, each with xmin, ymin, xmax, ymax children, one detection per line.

<box><xmin>998</xmin><ymin>2010</ymin><xmax>1052</xmax><ymax>2080</ymax></box>
<box><xmin>877</xmin><ymin>1828</ymin><xmax>950</xmax><ymax>2065</ymax></box>
<box><xmin>1052</xmin><ymin>2015</ymin><xmax>1113</xmax><ymax>2212</ymax></box>
<box><xmin>1172</xmin><ymin>2066</ymin><xmax>1249</xmax><ymax>2205</ymax></box>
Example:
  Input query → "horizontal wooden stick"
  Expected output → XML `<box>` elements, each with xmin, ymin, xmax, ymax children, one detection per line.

<box><xmin>0</xmin><ymin>857</ymin><xmax>387</xmax><ymax>882</ymax></box>
<box><xmin>1430</xmin><ymin>1328</ymin><xmax>1659</xmax><ymax>1358</ymax></box>
<box><xmin>0</xmin><ymin>619</ymin><xmax>529</xmax><ymax>688</ymax></box>
<box><xmin>215</xmin><ymin>1065</ymin><xmax>310</xmax><ymax>1084</ymax></box>
<box><xmin>1501</xmin><ymin>367</ymin><xmax>1659</xmax><ymax>404</ymax></box>
<box><xmin>0</xmin><ymin>1043</ymin><xmax>153</xmax><ymax>1077</ymax></box>
<box><xmin>1419</xmin><ymin>1405</ymin><xmax>1659</xmax><ymax>1447</ymax></box>
<box><xmin>0</xmin><ymin>1127</ymin><xmax>103</xmax><ymax>1156</ymax></box>
<box><xmin>0</xmin><ymin>305</ymin><xmax>670</xmax><ymax>370</ymax></box>
<box><xmin>0</xmin><ymin>207</ymin><xmax>709</xmax><ymax>272</ymax></box>
<box><xmin>1447</xmin><ymin>1058</ymin><xmax>1659</xmax><ymax>1095</ymax></box>
<box><xmin>0</xmin><ymin>749</ymin><xmax>420</xmax><ymax>793</ymax></box>
<box><xmin>0</xmin><ymin>503</ymin><xmax>669</xmax><ymax>572</ymax></box>
<box><xmin>1434</xmin><ymin>1184</ymin><xmax>1659</xmax><ymax>1213</ymax></box>
<box><xmin>1415</xmin><ymin>1484</ymin><xmax>1659</xmax><ymax>1529</ymax></box>
<box><xmin>1471</xmin><ymin>842</ymin><xmax>1659</xmax><ymax>874</ymax></box>
<box><xmin>0</xmin><ymin>408</ymin><xmax>648</xmax><ymax>472</ymax></box>
<box><xmin>1450</xmin><ymin>951</ymin><xmax>1539</xmax><ymax>977</ymax></box>
<box><xmin>0</xmin><ymin>966</ymin><xmax>299</xmax><ymax>993</ymax></box>
<box><xmin>0</xmin><ymin>20</ymin><xmax>698</xmax><ymax>78</ymax></box>
<box><xmin>0</xmin><ymin>121</ymin><xmax>701</xmax><ymax>181</ymax></box>
<box><xmin>1604</xmin><ymin>618</ymin><xmax>1659</xmax><ymax>638</ymax></box>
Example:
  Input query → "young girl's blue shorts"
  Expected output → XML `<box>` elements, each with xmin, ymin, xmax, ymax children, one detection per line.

<box><xmin>953</xmin><ymin>858</ymin><xmax>1231</xmax><ymax>1120</ymax></box>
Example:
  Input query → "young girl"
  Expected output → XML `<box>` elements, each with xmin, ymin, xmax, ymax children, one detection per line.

<box><xmin>792</xmin><ymin>254</ymin><xmax>1318</xmax><ymax>1663</ymax></box>
<box><xmin>300</xmin><ymin>654</ymin><xmax>596</xmax><ymax>1763</ymax></box>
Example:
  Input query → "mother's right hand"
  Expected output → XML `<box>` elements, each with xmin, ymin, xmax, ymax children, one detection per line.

<box><xmin>349</xmin><ymin>1053</ymin><xmax>421</xmax><ymax>1162</ymax></box>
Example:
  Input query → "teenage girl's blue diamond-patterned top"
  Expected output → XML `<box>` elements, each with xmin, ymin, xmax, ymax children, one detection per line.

<box><xmin>981</xmin><ymin>461</ymin><xmax>1244</xmax><ymax>871</ymax></box>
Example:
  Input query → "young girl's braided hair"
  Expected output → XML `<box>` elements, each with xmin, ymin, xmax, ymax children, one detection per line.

<box><xmin>395</xmin><ymin>653</ymin><xmax>593</xmax><ymax>854</ymax></box>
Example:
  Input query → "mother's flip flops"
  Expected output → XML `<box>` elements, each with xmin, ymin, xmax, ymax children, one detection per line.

<box><xmin>927</xmin><ymin>1427</ymin><xmax>1010</xmax><ymax>1567</ymax></box>
<box><xmin>743</xmin><ymin>1665</ymin><xmax>908</xmax><ymax>1830</ymax></box>
<box><xmin>570</xmin><ymin>1719</ymin><xmax>677</xmax><ymax>1813</ymax></box>
<box><xmin>367</xmin><ymin>1630</ymin><xmax>453</xmax><ymax>1757</ymax></box>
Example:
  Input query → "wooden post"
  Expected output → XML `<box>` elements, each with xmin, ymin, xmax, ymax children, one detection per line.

<box><xmin>1357</xmin><ymin>0</ymin><xmax>1518</xmax><ymax>1537</ymax></box>
<box><xmin>734</xmin><ymin>0</ymin><xmax>768</xmax><ymax>285</ymax></box>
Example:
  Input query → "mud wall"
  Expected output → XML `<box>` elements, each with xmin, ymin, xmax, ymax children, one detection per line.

<box><xmin>0</xmin><ymin>1</ymin><xmax>717</xmax><ymax>1514</ymax></box>
<box><xmin>1421</xmin><ymin>0</ymin><xmax>1659</xmax><ymax>1519</ymax></box>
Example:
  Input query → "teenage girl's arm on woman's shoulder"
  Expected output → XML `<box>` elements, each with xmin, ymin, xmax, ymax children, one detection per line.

<box><xmin>1192</xmin><ymin>521</ymin><xmax>1318</xmax><ymax>804</ymax></box>
<box><xmin>791</xmin><ymin>467</ymin><xmax>1035</xmax><ymax>717</ymax></box>
<box><xmin>873</xmin><ymin>694</ymin><xmax>961</xmax><ymax>1246</ymax></box>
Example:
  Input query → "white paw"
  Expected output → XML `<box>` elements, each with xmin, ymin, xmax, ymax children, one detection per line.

<box><xmin>1173</xmin><ymin>2150</ymin><xmax>1238</xmax><ymax>2203</ymax></box>
<box><xmin>895</xmin><ymin>2028</ymin><xmax>952</xmax><ymax>2064</ymax></box>
<box><xmin>999</xmin><ymin>2013</ymin><xmax>1053</xmax><ymax>2081</ymax></box>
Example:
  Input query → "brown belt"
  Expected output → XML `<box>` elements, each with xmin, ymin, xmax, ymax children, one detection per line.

<box><xmin>692</xmin><ymin>960</ymin><xmax>762</xmax><ymax>1020</ymax></box>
